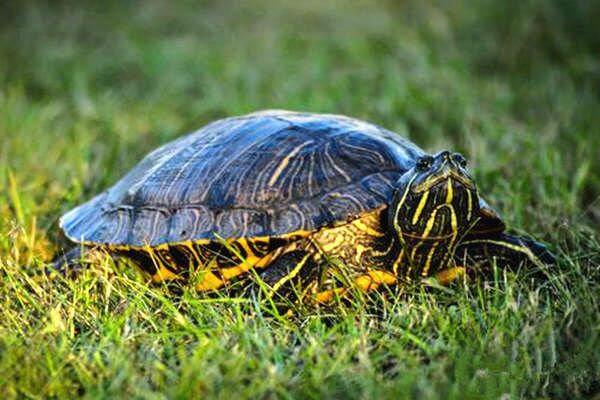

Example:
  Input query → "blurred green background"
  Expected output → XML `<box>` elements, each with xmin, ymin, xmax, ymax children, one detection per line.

<box><xmin>0</xmin><ymin>1</ymin><xmax>599</xmax><ymax>399</ymax></box>
<box><xmin>1</xmin><ymin>0</ymin><xmax>599</xmax><ymax>234</ymax></box>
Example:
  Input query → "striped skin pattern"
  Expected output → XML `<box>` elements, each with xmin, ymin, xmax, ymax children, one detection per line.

<box><xmin>112</xmin><ymin>206</ymin><xmax>399</xmax><ymax>296</ymax></box>
<box><xmin>58</xmin><ymin>110</ymin><xmax>555</xmax><ymax>299</ymax></box>
<box><xmin>114</xmin><ymin>235</ymin><xmax>304</xmax><ymax>291</ymax></box>
<box><xmin>390</xmin><ymin>151</ymin><xmax>482</xmax><ymax>279</ymax></box>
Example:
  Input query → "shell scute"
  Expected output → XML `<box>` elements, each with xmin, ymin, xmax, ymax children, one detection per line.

<box><xmin>359</xmin><ymin>171</ymin><xmax>402</xmax><ymax>200</ymax></box>
<box><xmin>129</xmin><ymin>208</ymin><xmax>170</xmax><ymax>246</ymax></box>
<box><xmin>166</xmin><ymin>206</ymin><xmax>213</xmax><ymax>243</ymax></box>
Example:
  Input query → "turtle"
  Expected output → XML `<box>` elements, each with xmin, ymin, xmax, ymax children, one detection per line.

<box><xmin>57</xmin><ymin>110</ymin><xmax>555</xmax><ymax>302</ymax></box>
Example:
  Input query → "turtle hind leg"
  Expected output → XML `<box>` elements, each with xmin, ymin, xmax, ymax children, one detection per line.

<box><xmin>51</xmin><ymin>246</ymin><xmax>110</xmax><ymax>277</ymax></box>
<box><xmin>51</xmin><ymin>247</ymin><xmax>86</xmax><ymax>275</ymax></box>
<box><xmin>249</xmin><ymin>250</ymin><xmax>321</xmax><ymax>303</ymax></box>
<box><xmin>455</xmin><ymin>233</ymin><xmax>556</xmax><ymax>278</ymax></box>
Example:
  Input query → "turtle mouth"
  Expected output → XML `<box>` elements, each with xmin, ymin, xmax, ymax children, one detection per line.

<box><xmin>413</xmin><ymin>170</ymin><xmax>475</xmax><ymax>193</ymax></box>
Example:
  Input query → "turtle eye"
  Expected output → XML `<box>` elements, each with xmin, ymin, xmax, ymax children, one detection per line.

<box><xmin>452</xmin><ymin>153</ymin><xmax>467</xmax><ymax>168</ymax></box>
<box><xmin>416</xmin><ymin>156</ymin><xmax>434</xmax><ymax>171</ymax></box>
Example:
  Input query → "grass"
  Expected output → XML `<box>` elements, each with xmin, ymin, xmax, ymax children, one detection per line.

<box><xmin>1</xmin><ymin>0</ymin><xmax>599</xmax><ymax>398</ymax></box>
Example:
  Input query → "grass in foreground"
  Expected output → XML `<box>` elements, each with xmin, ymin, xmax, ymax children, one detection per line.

<box><xmin>1</xmin><ymin>1</ymin><xmax>599</xmax><ymax>398</ymax></box>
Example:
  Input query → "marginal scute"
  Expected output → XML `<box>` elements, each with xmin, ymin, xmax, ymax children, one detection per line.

<box><xmin>214</xmin><ymin>208</ymin><xmax>264</xmax><ymax>239</ymax></box>
<box><xmin>60</xmin><ymin>110</ymin><xmax>428</xmax><ymax>247</ymax></box>
<box><xmin>166</xmin><ymin>206</ymin><xmax>213</xmax><ymax>242</ymax></box>
<box><xmin>109</xmin><ymin>207</ymin><xmax>133</xmax><ymax>244</ymax></box>
<box><xmin>129</xmin><ymin>208</ymin><xmax>170</xmax><ymax>246</ymax></box>
<box><xmin>270</xmin><ymin>206</ymin><xmax>307</xmax><ymax>236</ymax></box>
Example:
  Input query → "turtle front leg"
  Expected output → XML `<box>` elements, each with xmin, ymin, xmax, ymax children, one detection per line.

<box><xmin>454</xmin><ymin>233</ymin><xmax>556</xmax><ymax>278</ymax></box>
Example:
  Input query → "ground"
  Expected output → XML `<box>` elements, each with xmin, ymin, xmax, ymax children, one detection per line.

<box><xmin>1</xmin><ymin>1</ymin><xmax>599</xmax><ymax>398</ymax></box>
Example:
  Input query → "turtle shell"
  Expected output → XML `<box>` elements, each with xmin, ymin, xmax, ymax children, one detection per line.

<box><xmin>60</xmin><ymin>110</ymin><xmax>426</xmax><ymax>247</ymax></box>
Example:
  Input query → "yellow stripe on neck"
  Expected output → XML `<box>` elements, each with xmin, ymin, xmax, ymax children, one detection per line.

<box><xmin>445</xmin><ymin>178</ymin><xmax>453</xmax><ymax>204</ymax></box>
<box><xmin>411</xmin><ymin>190</ymin><xmax>429</xmax><ymax>225</ymax></box>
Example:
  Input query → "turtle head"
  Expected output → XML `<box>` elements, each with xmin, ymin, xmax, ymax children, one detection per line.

<box><xmin>389</xmin><ymin>150</ymin><xmax>481</xmax><ymax>276</ymax></box>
